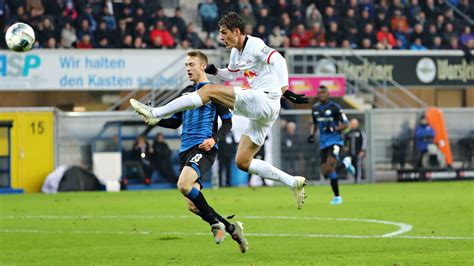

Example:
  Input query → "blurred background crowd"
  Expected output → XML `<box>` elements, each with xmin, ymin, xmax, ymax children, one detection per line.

<box><xmin>1</xmin><ymin>0</ymin><xmax>473</xmax><ymax>50</ymax></box>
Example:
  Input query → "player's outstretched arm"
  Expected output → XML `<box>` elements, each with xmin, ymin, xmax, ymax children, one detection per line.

<box><xmin>205</xmin><ymin>64</ymin><xmax>240</xmax><ymax>81</ymax></box>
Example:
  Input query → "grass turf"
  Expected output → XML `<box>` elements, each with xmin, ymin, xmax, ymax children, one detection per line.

<box><xmin>0</xmin><ymin>181</ymin><xmax>473</xmax><ymax>265</ymax></box>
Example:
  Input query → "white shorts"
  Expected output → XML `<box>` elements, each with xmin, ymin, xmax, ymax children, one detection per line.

<box><xmin>233</xmin><ymin>87</ymin><xmax>281</xmax><ymax>146</ymax></box>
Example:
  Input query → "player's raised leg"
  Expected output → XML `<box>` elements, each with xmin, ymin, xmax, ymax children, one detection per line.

<box><xmin>130</xmin><ymin>84</ymin><xmax>236</xmax><ymax>125</ymax></box>
<box><xmin>235</xmin><ymin>135</ymin><xmax>306</xmax><ymax>209</ymax></box>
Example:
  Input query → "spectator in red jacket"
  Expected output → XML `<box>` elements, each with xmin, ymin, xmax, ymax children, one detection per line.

<box><xmin>376</xmin><ymin>25</ymin><xmax>396</xmax><ymax>49</ymax></box>
<box><xmin>290</xmin><ymin>24</ymin><xmax>311</xmax><ymax>47</ymax></box>
<box><xmin>149</xmin><ymin>20</ymin><xmax>174</xmax><ymax>48</ymax></box>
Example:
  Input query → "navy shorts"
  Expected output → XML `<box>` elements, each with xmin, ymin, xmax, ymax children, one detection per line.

<box><xmin>179</xmin><ymin>145</ymin><xmax>217</xmax><ymax>181</ymax></box>
<box><xmin>320</xmin><ymin>144</ymin><xmax>341</xmax><ymax>164</ymax></box>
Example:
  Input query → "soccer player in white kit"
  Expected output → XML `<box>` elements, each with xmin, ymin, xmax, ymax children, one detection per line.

<box><xmin>130</xmin><ymin>12</ymin><xmax>307</xmax><ymax>209</ymax></box>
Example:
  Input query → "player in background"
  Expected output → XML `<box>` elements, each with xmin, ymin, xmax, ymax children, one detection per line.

<box><xmin>149</xmin><ymin>50</ymin><xmax>247</xmax><ymax>253</ymax></box>
<box><xmin>308</xmin><ymin>86</ymin><xmax>353</xmax><ymax>205</ymax></box>
<box><xmin>130</xmin><ymin>12</ymin><xmax>308</xmax><ymax>209</ymax></box>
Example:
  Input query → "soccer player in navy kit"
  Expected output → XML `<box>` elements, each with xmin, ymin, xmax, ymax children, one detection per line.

<box><xmin>151</xmin><ymin>51</ymin><xmax>247</xmax><ymax>253</ymax></box>
<box><xmin>308</xmin><ymin>86</ymin><xmax>350</xmax><ymax>205</ymax></box>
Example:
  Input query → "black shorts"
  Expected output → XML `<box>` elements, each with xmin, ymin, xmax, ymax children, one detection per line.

<box><xmin>320</xmin><ymin>144</ymin><xmax>341</xmax><ymax>164</ymax></box>
<box><xmin>179</xmin><ymin>145</ymin><xmax>217</xmax><ymax>180</ymax></box>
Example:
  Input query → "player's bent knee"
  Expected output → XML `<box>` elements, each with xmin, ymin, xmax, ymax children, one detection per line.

<box><xmin>176</xmin><ymin>180</ymin><xmax>192</xmax><ymax>195</ymax></box>
<box><xmin>235</xmin><ymin>157</ymin><xmax>251</xmax><ymax>172</ymax></box>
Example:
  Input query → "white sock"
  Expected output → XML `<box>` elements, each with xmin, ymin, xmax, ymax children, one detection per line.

<box><xmin>248</xmin><ymin>159</ymin><xmax>296</xmax><ymax>188</ymax></box>
<box><xmin>152</xmin><ymin>92</ymin><xmax>203</xmax><ymax>118</ymax></box>
<box><xmin>343</xmin><ymin>156</ymin><xmax>352</xmax><ymax>168</ymax></box>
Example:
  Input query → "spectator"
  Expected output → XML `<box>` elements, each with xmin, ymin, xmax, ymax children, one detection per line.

<box><xmin>179</xmin><ymin>38</ymin><xmax>191</xmax><ymax>49</ymax></box>
<box><xmin>94</xmin><ymin>20</ymin><xmax>114</xmax><ymax>48</ymax></box>
<box><xmin>170</xmin><ymin>25</ymin><xmax>182</xmax><ymax>47</ymax></box>
<box><xmin>149</xmin><ymin>6</ymin><xmax>169</xmax><ymax>28</ymax></box>
<box><xmin>169</xmin><ymin>7</ymin><xmax>187</xmax><ymax>41</ymax></box>
<box><xmin>100</xmin><ymin>4</ymin><xmax>116</xmax><ymax>31</ymax></box>
<box><xmin>326</xmin><ymin>22</ymin><xmax>343</xmax><ymax>46</ymax></box>
<box><xmin>342</xmin><ymin>8</ymin><xmax>358</xmax><ymax>33</ymax></box>
<box><xmin>268</xmin><ymin>25</ymin><xmax>285</xmax><ymax>47</ymax></box>
<box><xmin>76</xmin><ymin>18</ymin><xmax>94</xmax><ymax>45</ymax></box>
<box><xmin>308</xmin><ymin>22</ymin><xmax>326</xmax><ymax>47</ymax></box>
<box><xmin>409</xmin><ymin>11</ymin><xmax>427</xmax><ymax>28</ymax></box>
<box><xmin>62</xmin><ymin>0</ymin><xmax>78</xmax><ymax>23</ymax></box>
<box><xmin>44</xmin><ymin>37</ymin><xmax>58</xmax><ymax>48</ymax></box>
<box><xmin>290</xmin><ymin>24</ymin><xmax>311</xmax><ymax>47</ymax></box>
<box><xmin>133</xmin><ymin>36</ymin><xmax>146</xmax><ymax>49</ymax></box>
<box><xmin>410</xmin><ymin>37</ymin><xmax>427</xmax><ymax>50</ymax></box>
<box><xmin>76</xmin><ymin>34</ymin><xmax>93</xmax><ymax>49</ymax></box>
<box><xmin>256</xmin><ymin>7</ymin><xmax>274</xmax><ymax>33</ymax></box>
<box><xmin>390</xmin><ymin>9</ymin><xmax>409</xmax><ymax>33</ymax></box>
<box><xmin>357</xmin><ymin>7</ymin><xmax>373</xmax><ymax>33</ymax></box>
<box><xmin>425</xmin><ymin>23</ymin><xmax>439</xmax><ymax>47</ymax></box>
<box><xmin>201</xmin><ymin>36</ymin><xmax>217</xmax><ymax>49</ymax></box>
<box><xmin>414</xmin><ymin>115</ymin><xmax>435</xmax><ymax>168</ymax></box>
<box><xmin>130</xmin><ymin>135</ymin><xmax>153</xmax><ymax>185</ymax></box>
<box><xmin>117</xmin><ymin>5</ymin><xmax>134</xmax><ymax>33</ymax></box>
<box><xmin>360</xmin><ymin>23</ymin><xmax>377</xmax><ymax>45</ymax></box>
<box><xmin>240</xmin><ymin>6</ymin><xmax>256</xmax><ymax>30</ymax></box>
<box><xmin>281</xmin><ymin>121</ymin><xmax>299</xmax><ymax>177</ymax></box>
<box><xmin>185</xmin><ymin>22</ymin><xmax>202</xmax><ymax>48</ymax></box>
<box><xmin>410</xmin><ymin>23</ymin><xmax>429</xmax><ymax>46</ymax></box>
<box><xmin>431</xmin><ymin>35</ymin><xmax>445</xmax><ymax>49</ymax></box>
<box><xmin>460</xmin><ymin>26</ymin><xmax>474</xmax><ymax>47</ymax></box>
<box><xmin>254</xmin><ymin>24</ymin><xmax>269</xmax><ymax>43</ymax></box>
<box><xmin>435</xmin><ymin>14</ymin><xmax>445</xmax><ymax>33</ymax></box>
<box><xmin>60</xmin><ymin>21</ymin><xmax>77</xmax><ymax>48</ymax></box>
<box><xmin>37</xmin><ymin>17</ymin><xmax>57</xmax><ymax>47</ymax></box>
<box><xmin>27</xmin><ymin>0</ymin><xmax>44</xmax><ymax>25</ymax></box>
<box><xmin>199</xmin><ymin>0</ymin><xmax>219</xmax><ymax>35</ymax></box>
<box><xmin>408</xmin><ymin>0</ymin><xmax>422</xmax><ymax>20</ymax></box>
<box><xmin>133</xmin><ymin>21</ymin><xmax>149</xmax><ymax>46</ymax></box>
<box><xmin>238</xmin><ymin>0</ymin><xmax>253</xmax><ymax>14</ymax></box>
<box><xmin>376</xmin><ymin>25</ymin><xmax>396</xmax><ymax>49</ymax></box>
<box><xmin>43</xmin><ymin>0</ymin><xmax>63</xmax><ymax>18</ymax></box>
<box><xmin>121</xmin><ymin>34</ymin><xmax>133</xmax><ymax>48</ymax></box>
<box><xmin>279</xmin><ymin>12</ymin><xmax>292</xmax><ymax>36</ymax></box>
<box><xmin>423</xmin><ymin>0</ymin><xmax>439</xmax><ymax>20</ymax></box>
<box><xmin>343</xmin><ymin>118</ymin><xmax>367</xmax><ymax>183</ymax></box>
<box><xmin>271</xmin><ymin>0</ymin><xmax>289</xmax><ymax>18</ymax></box>
<box><xmin>133</xmin><ymin>6</ymin><xmax>148</xmax><ymax>26</ymax></box>
<box><xmin>323</xmin><ymin>6</ymin><xmax>339</xmax><ymax>30</ymax></box>
<box><xmin>346</xmin><ymin>26</ymin><xmax>359</xmax><ymax>48</ymax></box>
<box><xmin>447</xmin><ymin>36</ymin><xmax>461</xmax><ymax>50</ymax></box>
<box><xmin>244</xmin><ymin>23</ymin><xmax>253</xmax><ymax>35</ymax></box>
<box><xmin>78</xmin><ymin>4</ymin><xmax>97</xmax><ymax>32</ymax></box>
<box><xmin>149</xmin><ymin>20</ymin><xmax>174</xmax><ymax>48</ymax></box>
<box><xmin>442</xmin><ymin>23</ymin><xmax>457</xmax><ymax>45</ymax></box>
<box><xmin>152</xmin><ymin>132</ymin><xmax>177</xmax><ymax>183</ymax></box>
<box><xmin>96</xmin><ymin>36</ymin><xmax>112</xmax><ymax>48</ymax></box>
<box><xmin>306</xmin><ymin>4</ymin><xmax>324</xmax><ymax>31</ymax></box>
<box><xmin>217</xmin><ymin>0</ymin><xmax>238</xmax><ymax>17</ymax></box>
<box><xmin>360</xmin><ymin>37</ymin><xmax>374</xmax><ymax>49</ymax></box>
<box><xmin>457</xmin><ymin>0</ymin><xmax>474</xmax><ymax>18</ymax></box>
<box><xmin>217</xmin><ymin>131</ymin><xmax>236</xmax><ymax>187</ymax></box>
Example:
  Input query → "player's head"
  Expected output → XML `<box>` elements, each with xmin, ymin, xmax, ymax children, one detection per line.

<box><xmin>185</xmin><ymin>50</ymin><xmax>208</xmax><ymax>83</ymax></box>
<box><xmin>317</xmin><ymin>85</ymin><xmax>330</xmax><ymax>103</ymax></box>
<box><xmin>218</xmin><ymin>11</ymin><xmax>245</xmax><ymax>48</ymax></box>
<box><xmin>350</xmin><ymin>118</ymin><xmax>359</xmax><ymax>129</ymax></box>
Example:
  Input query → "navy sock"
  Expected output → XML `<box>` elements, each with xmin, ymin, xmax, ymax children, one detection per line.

<box><xmin>329</xmin><ymin>171</ymin><xmax>339</xmax><ymax>197</ymax></box>
<box><xmin>197</xmin><ymin>208</ymin><xmax>234</xmax><ymax>233</ymax></box>
<box><xmin>186</xmin><ymin>187</ymin><xmax>218</xmax><ymax>225</ymax></box>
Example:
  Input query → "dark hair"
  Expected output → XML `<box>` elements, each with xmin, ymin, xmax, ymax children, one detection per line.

<box><xmin>218</xmin><ymin>11</ymin><xmax>245</xmax><ymax>33</ymax></box>
<box><xmin>319</xmin><ymin>85</ymin><xmax>328</xmax><ymax>91</ymax></box>
<box><xmin>187</xmin><ymin>50</ymin><xmax>208</xmax><ymax>64</ymax></box>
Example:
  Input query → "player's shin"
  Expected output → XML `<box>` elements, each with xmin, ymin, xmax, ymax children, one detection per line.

<box><xmin>185</xmin><ymin>187</ymin><xmax>219</xmax><ymax>225</ymax></box>
<box><xmin>248</xmin><ymin>159</ymin><xmax>296</xmax><ymax>187</ymax></box>
<box><xmin>152</xmin><ymin>92</ymin><xmax>203</xmax><ymax>118</ymax></box>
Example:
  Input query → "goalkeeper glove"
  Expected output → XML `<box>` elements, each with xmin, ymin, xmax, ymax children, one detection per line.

<box><xmin>204</xmin><ymin>64</ymin><xmax>218</xmax><ymax>75</ymax></box>
<box><xmin>283</xmin><ymin>90</ymin><xmax>309</xmax><ymax>104</ymax></box>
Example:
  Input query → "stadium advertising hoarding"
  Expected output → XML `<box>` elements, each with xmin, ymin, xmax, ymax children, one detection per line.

<box><xmin>291</xmin><ymin>50</ymin><xmax>474</xmax><ymax>87</ymax></box>
<box><xmin>225</xmin><ymin>75</ymin><xmax>346</xmax><ymax>97</ymax></box>
<box><xmin>0</xmin><ymin>50</ymin><xmax>187</xmax><ymax>90</ymax></box>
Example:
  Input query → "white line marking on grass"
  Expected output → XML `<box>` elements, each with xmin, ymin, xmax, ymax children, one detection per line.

<box><xmin>1</xmin><ymin>229</ymin><xmax>473</xmax><ymax>240</ymax></box>
<box><xmin>1</xmin><ymin>215</ymin><xmax>412</xmax><ymax>237</ymax></box>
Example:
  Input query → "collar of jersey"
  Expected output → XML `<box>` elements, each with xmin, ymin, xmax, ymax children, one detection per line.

<box><xmin>238</xmin><ymin>36</ymin><xmax>249</xmax><ymax>55</ymax></box>
<box><xmin>195</xmin><ymin>81</ymin><xmax>210</xmax><ymax>90</ymax></box>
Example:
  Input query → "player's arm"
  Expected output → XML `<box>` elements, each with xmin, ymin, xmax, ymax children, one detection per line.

<box><xmin>198</xmin><ymin>104</ymin><xmax>233</xmax><ymax>151</ymax></box>
<box><xmin>156</xmin><ymin>114</ymin><xmax>182</xmax><ymax>129</ymax></box>
<box><xmin>308</xmin><ymin>106</ymin><xmax>318</xmax><ymax>143</ymax></box>
<box><xmin>266</xmin><ymin>50</ymin><xmax>308</xmax><ymax>104</ymax></box>
<box><xmin>205</xmin><ymin>64</ymin><xmax>241</xmax><ymax>81</ymax></box>
<box><xmin>335</xmin><ymin>108</ymin><xmax>349</xmax><ymax>132</ymax></box>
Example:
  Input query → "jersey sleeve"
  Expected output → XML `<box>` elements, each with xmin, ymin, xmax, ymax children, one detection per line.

<box><xmin>253</xmin><ymin>38</ymin><xmax>276</xmax><ymax>64</ymax></box>
<box><xmin>311</xmin><ymin>105</ymin><xmax>319</xmax><ymax>126</ymax></box>
<box><xmin>226</xmin><ymin>49</ymin><xmax>240</xmax><ymax>72</ymax></box>
<box><xmin>216</xmin><ymin>103</ymin><xmax>233</xmax><ymax>120</ymax></box>
<box><xmin>335</xmin><ymin>106</ymin><xmax>349</xmax><ymax>125</ymax></box>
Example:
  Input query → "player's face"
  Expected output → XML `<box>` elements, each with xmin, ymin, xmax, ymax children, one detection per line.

<box><xmin>219</xmin><ymin>25</ymin><xmax>239</xmax><ymax>48</ymax></box>
<box><xmin>185</xmin><ymin>56</ymin><xmax>205</xmax><ymax>83</ymax></box>
<box><xmin>318</xmin><ymin>88</ymin><xmax>329</xmax><ymax>102</ymax></box>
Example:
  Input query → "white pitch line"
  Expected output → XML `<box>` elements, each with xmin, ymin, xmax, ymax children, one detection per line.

<box><xmin>1</xmin><ymin>229</ymin><xmax>473</xmax><ymax>240</ymax></box>
<box><xmin>0</xmin><ymin>215</ymin><xmax>412</xmax><ymax>238</ymax></box>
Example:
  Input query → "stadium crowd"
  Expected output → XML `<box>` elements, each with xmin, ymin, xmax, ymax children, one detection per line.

<box><xmin>1</xmin><ymin>0</ymin><xmax>473</xmax><ymax>50</ymax></box>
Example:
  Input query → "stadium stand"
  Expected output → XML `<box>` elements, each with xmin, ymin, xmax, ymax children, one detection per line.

<box><xmin>1</xmin><ymin>0</ymin><xmax>473</xmax><ymax>50</ymax></box>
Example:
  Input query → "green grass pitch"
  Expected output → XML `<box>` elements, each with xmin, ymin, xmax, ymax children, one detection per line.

<box><xmin>1</xmin><ymin>181</ymin><xmax>473</xmax><ymax>265</ymax></box>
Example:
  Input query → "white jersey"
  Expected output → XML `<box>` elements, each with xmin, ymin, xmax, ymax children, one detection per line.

<box><xmin>227</xmin><ymin>35</ymin><xmax>283</xmax><ymax>96</ymax></box>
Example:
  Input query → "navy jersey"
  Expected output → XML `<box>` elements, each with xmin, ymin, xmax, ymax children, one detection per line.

<box><xmin>311</xmin><ymin>100</ymin><xmax>348</xmax><ymax>150</ymax></box>
<box><xmin>171</xmin><ymin>82</ymin><xmax>233</xmax><ymax>153</ymax></box>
